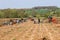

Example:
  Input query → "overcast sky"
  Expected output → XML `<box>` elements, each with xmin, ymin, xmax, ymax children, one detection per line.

<box><xmin>0</xmin><ymin>0</ymin><xmax>60</xmax><ymax>9</ymax></box>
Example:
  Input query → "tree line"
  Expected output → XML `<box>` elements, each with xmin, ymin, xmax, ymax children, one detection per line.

<box><xmin>0</xmin><ymin>7</ymin><xmax>60</xmax><ymax>18</ymax></box>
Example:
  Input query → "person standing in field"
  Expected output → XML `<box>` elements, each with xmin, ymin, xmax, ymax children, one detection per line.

<box><xmin>9</xmin><ymin>19</ymin><xmax>13</xmax><ymax>25</ymax></box>
<box><xmin>34</xmin><ymin>19</ymin><xmax>36</xmax><ymax>24</ymax></box>
<box><xmin>16</xmin><ymin>19</ymin><xmax>20</xmax><ymax>23</ymax></box>
<box><xmin>21</xmin><ymin>18</ymin><xmax>24</xmax><ymax>23</ymax></box>
<box><xmin>38</xmin><ymin>18</ymin><xmax>40</xmax><ymax>24</ymax></box>
<box><xmin>48</xmin><ymin>16</ymin><xmax>52</xmax><ymax>23</ymax></box>
<box><xmin>33</xmin><ymin>18</ymin><xmax>36</xmax><ymax>24</ymax></box>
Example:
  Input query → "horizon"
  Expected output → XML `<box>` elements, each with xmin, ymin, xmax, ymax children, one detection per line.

<box><xmin>0</xmin><ymin>6</ymin><xmax>59</xmax><ymax>9</ymax></box>
<box><xmin>0</xmin><ymin>0</ymin><xmax>60</xmax><ymax>9</ymax></box>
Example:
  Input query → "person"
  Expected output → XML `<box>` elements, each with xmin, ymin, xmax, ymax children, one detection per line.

<box><xmin>48</xmin><ymin>16</ymin><xmax>52</xmax><ymax>23</ymax></box>
<box><xmin>16</xmin><ymin>19</ymin><xmax>19</xmax><ymax>23</ymax></box>
<box><xmin>9</xmin><ymin>19</ymin><xmax>13</xmax><ymax>25</ymax></box>
<box><xmin>31</xmin><ymin>18</ymin><xmax>34</xmax><ymax>21</ymax></box>
<box><xmin>38</xmin><ymin>18</ymin><xmax>40</xmax><ymax>24</ymax></box>
<box><xmin>3</xmin><ymin>21</ymin><xmax>8</xmax><ymax>25</ymax></box>
<box><xmin>33</xmin><ymin>18</ymin><xmax>36</xmax><ymax>24</ymax></box>
<box><xmin>52</xmin><ymin>17</ymin><xmax>57</xmax><ymax>23</ymax></box>
<box><xmin>19</xmin><ymin>19</ymin><xmax>22</xmax><ymax>23</ymax></box>
<box><xmin>34</xmin><ymin>19</ymin><xmax>36</xmax><ymax>24</ymax></box>
<box><xmin>24</xmin><ymin>18</ymin><xmax>27</xmax><ymax>22</ymax></box>
<box><xmin>21</xmin><ymin>18</ymin><xmax>24</xmax><ymax>23</ymax></box>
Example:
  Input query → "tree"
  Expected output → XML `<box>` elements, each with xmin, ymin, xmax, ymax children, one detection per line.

<box><xmin>0</xmin><ymin>11</ymin><xmax>5</xmax><ymax>18</ymax></box>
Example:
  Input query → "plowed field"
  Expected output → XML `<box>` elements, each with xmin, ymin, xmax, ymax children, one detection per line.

<box><xmin>0</xmin><ymin>21</ymin><xmax>60</xmax><ymax>40</ymax></box>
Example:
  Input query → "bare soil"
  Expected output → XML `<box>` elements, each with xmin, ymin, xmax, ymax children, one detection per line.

<box><xmin>0</xmin><ymin>20</ymin><xmax>60</xmax><ymax>40</ymax></box>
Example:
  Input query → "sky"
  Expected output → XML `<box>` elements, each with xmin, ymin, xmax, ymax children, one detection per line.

<box><xmin>0</xmin><ymin>0</ymin><xmax>60</xmax><ymax>9</ymax></box>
